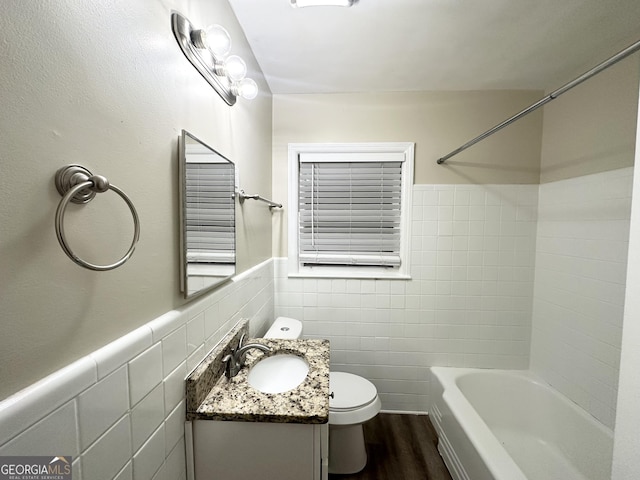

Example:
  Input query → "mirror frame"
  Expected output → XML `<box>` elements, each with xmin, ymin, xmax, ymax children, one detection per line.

<box><xmin>179</xmin><ymin>130</ymin><xmax>236</xmax><ymax>299</ymax></box>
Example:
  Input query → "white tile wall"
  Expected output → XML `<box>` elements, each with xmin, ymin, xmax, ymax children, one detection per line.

<box><xmin>0</xmin><ymin>172</ymin><xmax>630</xmax><ymax>478</ymax></box>
<box><xmin>0</xmin><ymin>259</ymin><xmax>275</xmax><ymax>480</ymax></box>
<box><xmin>82</xmin><ymin>415</ymin><xmax>132</xmax><ymax>480</ymax></box>
<box><xmin>0</xmin><ymin>356</ymin><xmax>96</xmax><ymax>447</ymax></box>
<box><xmin>530</xmin><ymin>167</ymin><xmax>633</xmax><ymax>429</ymax></box>
<box><xmin>133</xmin><ymin>425</ymin><xmax>165</xmax><ymax>480</ymax></box>
<box><xmin>0</xmin><ymin>401</ymin><xmax>79</xmax><ymax>457</ymax></box>
<box><xmin>275</xmin><ymin>183</ymin><xmax>539</xmax><ymax>412</ymax></box>
<box><xmin>131</xmin><ymin>384</ymin><xmax>165</xmax><ymax>452</ymax></box>
<box><xmin>78</xmin><ymin>365</ymin><xmax>129</xmax><ymax>450</ymax></box>
<box><xmin>129</xmin><ymin>344</ymin><xmax>163</xmax><ymax>407</ymax></box>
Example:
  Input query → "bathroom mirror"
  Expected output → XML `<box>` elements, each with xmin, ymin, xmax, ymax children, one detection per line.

<box><xmin>179</xmin><ymin>130</ymin><xmax>236</xmax><ymax>299</ymax></box>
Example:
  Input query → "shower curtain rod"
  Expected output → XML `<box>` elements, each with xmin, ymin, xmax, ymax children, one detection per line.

<box><xmin>436</xmin><ymin>38</ymin><xmax>640</xmax><ymax>165</ymax></box>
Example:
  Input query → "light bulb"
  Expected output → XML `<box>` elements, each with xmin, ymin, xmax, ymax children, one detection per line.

<box><xmin>224</xmin><ymin>55</ymin><xmax>247</xmax><ymax>82</ymax></box>
<box><xmin>234</xmin><ymin>78</ymin><xmax>258</xmax><ymax>100</ymax></box>
<box><xmin>204</xmin><ymin>24</ymin><xmax>231</xmax><ymax>58</ymax></box>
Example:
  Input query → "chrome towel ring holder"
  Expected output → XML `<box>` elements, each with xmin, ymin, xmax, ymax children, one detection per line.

<box><xmin>54</xmin><ymin>165</ymin><xmax>141</xmax><ymax>271</ymax></box>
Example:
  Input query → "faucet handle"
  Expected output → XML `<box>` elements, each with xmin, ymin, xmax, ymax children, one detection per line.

<box><xmin>237</xmin><ymin>332</ymin><xmax>247</xmax><ymax>351</ymax></box>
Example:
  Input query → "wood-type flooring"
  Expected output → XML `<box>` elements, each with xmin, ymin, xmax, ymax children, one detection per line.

<box><xmin>328</xmin><ymin>413</ymin><xmax>453</xmax><ymax>480</ymax></box>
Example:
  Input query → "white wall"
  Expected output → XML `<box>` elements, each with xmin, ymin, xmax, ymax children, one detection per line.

<box><xmin>0</xmin><ymin>261</ymin><xmax>274</xmax><ymax>480</ymax></box>
<box><xmin>612</xmin><ymin>70</ymin><xmax>640</xmax><ymax>480</ymax></box>
<box><xmin>0</xmin><ymin>0</ymin><xmax>273</xmax><ymax>401</ymax></box>
<box><xmin>275</xmin><ymin>183</ymin><xmax>538</xmax><ymax>411</ymax></box>
<box><xmin>529</xmin><ymin>168</ymin><xmax>634</xmax><ymax>428</ymax></box>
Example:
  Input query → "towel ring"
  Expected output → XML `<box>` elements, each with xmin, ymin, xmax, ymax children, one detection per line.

<box><xmin>54</xmin><ymin>165</ymin><xmax>141</xmax><ymax>271</ymax></box>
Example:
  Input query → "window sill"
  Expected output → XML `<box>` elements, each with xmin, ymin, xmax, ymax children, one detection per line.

<box><xmin>287</xmin><ymin>272</ymin><xmax>412</xmax><ymax>281</ymax></box>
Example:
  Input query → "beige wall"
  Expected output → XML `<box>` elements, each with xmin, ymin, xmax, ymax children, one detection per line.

<box><xmin>540</xmin><ymin>58</ymin><xmax>639</xmax><ymax>182</ymax></box>
<box><xmin>272</xmin><ymin>90</ymin><xmax>543</xmax><ymax>257</ymax></box>
<box><xmin>0</xmin><ymin>0</ymin><xmax>272</xmax><ymax>400</ymax></box>
<box><xmin>613</xmin><ymin>73</ymin><xmax>640</xmax><ymax>478</ymax></box>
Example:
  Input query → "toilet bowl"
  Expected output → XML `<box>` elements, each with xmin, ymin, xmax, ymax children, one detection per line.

<box><xmin>264</xmin><ymin>317</ymin><xmax>382</xmax><ymax>474</ymax></box>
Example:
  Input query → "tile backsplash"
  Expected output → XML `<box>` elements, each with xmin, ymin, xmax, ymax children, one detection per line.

<box><xmin>0</xmin><ymin>260</ymin><xmax>274</xmax><ymax>480</ymax></box>
<box><xmin>530</xmin><ymin>167</ymin><xmax>633</xmax><ymax>429</ymax></box>
<box><xmin>276</xmin><ymin>183</ymin><xmax>540</xmax><ymax>412</ymax></box>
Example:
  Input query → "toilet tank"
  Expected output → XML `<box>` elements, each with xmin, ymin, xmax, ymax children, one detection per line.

<box><xmin>264</xmin><ymin>317</ymin><xmax>303</xmax><ymax>339</ymax></box>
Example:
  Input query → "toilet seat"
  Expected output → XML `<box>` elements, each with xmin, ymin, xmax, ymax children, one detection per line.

<box><xmin>330</xmin><ymin>372</ymin><xmax>377</xmax><ymax>410</ymax></box>
<box><xmin>329</xmin><ymin>372</ymin><xmax>382</xmax><ymax>425</ymax></box>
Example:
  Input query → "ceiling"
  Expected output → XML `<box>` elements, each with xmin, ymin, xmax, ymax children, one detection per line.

<box><xmin>228</xmin><ymin>0</ymin><xmax>640</xmax><ymax>95</ymax></box>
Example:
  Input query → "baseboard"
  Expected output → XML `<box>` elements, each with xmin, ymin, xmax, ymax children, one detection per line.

<box><xmin>380</xmin><ymin>409</ymin><xmax>429</xmax><ymax>415</ymax></box>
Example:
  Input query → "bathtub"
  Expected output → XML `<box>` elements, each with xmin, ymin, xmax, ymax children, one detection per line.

<box><xmin>429</xmin><ymin>367</ymin><xmax>613</xmax><ymax>480</ymax></box>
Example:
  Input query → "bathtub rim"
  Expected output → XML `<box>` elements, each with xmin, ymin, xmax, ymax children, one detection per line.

<box><xmin>432</xmin><ymin>367</ymin><xmax>527</xmax><ymax>480</ymax></box>
<box><xmin>430</xmin><ymin>367</ymin><xmax>614</xmax><ymax>480</ymax></box>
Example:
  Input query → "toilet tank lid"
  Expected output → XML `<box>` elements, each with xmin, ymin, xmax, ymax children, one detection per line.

<box><xmin>329</xmin><ymin>372</ymin><xmax>378</xmax><ymax>410</ymax></box>
<box><xmin>264</xmin><ymin>316</ymin><xmax>303</xmax><ymax>339</ymax></box>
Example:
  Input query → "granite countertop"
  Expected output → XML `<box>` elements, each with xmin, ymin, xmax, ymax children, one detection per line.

<box><xmin>187</xmin><ymin>324</ymin><xmax>330</xmax><ymax>424</ymax></box>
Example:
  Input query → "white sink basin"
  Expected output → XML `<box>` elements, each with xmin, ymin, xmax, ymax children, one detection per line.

<box><xmin>247</xmin><ymin>353</ymin><xmax>309</xmax><ymax>394</ymax></box>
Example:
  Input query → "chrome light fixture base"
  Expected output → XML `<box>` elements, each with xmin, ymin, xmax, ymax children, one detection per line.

<box><xmin>171</xmin><ymin>12</ymin><xmax>236</xmax><ymax>106</ymax></box>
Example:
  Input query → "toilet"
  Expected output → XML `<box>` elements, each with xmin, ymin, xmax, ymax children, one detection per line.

<box><xmin>264</xmin><ymin>316</ymin><xmax>382</xmax><ymax>474</ymax></box>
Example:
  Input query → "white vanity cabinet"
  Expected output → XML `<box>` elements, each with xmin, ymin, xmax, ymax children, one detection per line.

<box><xmin>189</xmin><ymin>420</ymin><xmax>328</xmax><ymax>480</ymax></box>
<box><xmin>185</xmin><ymin>329</ymin><xmax>331</xmax><ymax>480</ymax></box>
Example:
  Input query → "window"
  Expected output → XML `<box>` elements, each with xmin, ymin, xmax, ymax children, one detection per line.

<box><xmin>288</xmin><ymin>143</ymin><xmax>414</xmax><ymax>279</ymax></box>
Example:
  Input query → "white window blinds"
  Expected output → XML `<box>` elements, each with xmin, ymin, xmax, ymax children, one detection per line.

<box><xmin>185</xmin><ymin>162</ymin><xmax>235</xmax><ymax>264</ymax></box>
<box><xmin>298</xmin><ymin>152</ymin><xmax>404</xmax><ymax>267</ymax></box>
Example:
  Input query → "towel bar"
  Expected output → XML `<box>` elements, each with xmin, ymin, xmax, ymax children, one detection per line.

<box><xmin>54</xmin><ymin>165</ymin><xmax>141</xmax><ymax>271</ymax></box>
<box><xmin>236</xmin><ymin>189</ymin><xmax>282</xmax><ymax>209</ymax></box>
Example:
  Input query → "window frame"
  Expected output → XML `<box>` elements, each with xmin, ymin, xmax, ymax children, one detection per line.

<box><xmin>288</xmin><ymin>142</ymin><xmax>414</xmax><ymax>279</ymax></box>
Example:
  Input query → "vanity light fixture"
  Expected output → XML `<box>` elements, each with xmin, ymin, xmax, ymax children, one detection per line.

<box><xmin>291</xmin><ymin>0</ymin><xmax>357</xmax><ymax>7</ymax></box>
<box><xmin>171</xmin><ymin>12</ymin><xmax>258</xmax><ymax>105</ymax></box>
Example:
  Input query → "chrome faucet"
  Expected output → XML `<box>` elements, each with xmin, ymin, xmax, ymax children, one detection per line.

<box><xmin>222</xmin><ymin>333</ymin><xmax>272</xmax><ymax>378</ymax></box>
